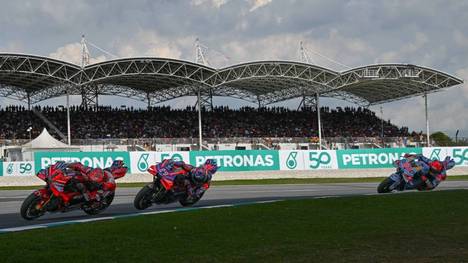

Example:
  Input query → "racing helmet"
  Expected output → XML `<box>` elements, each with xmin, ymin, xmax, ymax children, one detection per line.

<box><xmin>108</xmin><ymin>160</ymin><xmax>128</xmax><ymax>179</ymax></box>
<box><xmin>110</xmin><ymin>160</ymin><xmax>124</xmax><ymax>170</ymax></box>
<box><xmin>203</xmin><ymin>159</ymin><xmax>218</xmax><ymax>175</ymax></box>
<box><xmin>191</xmin><ymin>159</ymin><xmax>218</xmax><ymax>184</ymax></box>
<box><xmin>191</xmin><ymin>167</ymin><xmax>208</xmax><ymax>184</ymax></box>
<box><xmin>429</xmin><ymin>160</ymin><xmax>443</xmax><ymax>175</ymax></box>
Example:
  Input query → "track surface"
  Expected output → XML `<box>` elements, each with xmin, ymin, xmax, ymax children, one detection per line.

<box><xmin>1</xmin><ymin>181</ymin><xmax>468</xmax><ymax>229</ymax></box>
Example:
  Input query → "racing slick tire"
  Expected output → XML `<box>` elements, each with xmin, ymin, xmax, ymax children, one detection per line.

<box><xmin>377</xmin><ymin>177</ymin><xmax>394</xmax><ymax>193</ymax></box>
<box><xmin>134</xmin><ymin>183</ymin><xmax>155</xmax><ymax>210</ymax></box>
<box><xmin>82</xmin><ymin>193</ymin><xmax>115</xmax><ymax>215</ymax></box>
<box><xmin>20</xmin><ymin>192</ymin><xmax>45</xmax><ymax>220</ymax></box>
<box><xmin>179</xmin><ymin>192</ymin><xmax>204</xmax><ymax>207</ymax></box>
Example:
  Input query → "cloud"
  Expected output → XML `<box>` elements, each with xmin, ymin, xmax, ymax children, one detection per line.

<box><xmin>218</xmin><ymin>29</ymin><xmax>374</xmax><ymax>70</ymax></box>
<box><xmin>115</xmin><ymin>30</ymin><xmax>192</xmax><ymax>59</ymax></box>
<box><xmin>0</xmin><ymin>41</ymin><xmax>24</xmax><ymax>53</ymax></box>
<box><xmin>248</xmin><ymin>0</ymin><xmax>273</xmax><ymax>12</ymax></box>
<box><xmin>0</xmin><ymin>0</ymin><xmax>467</xmax><ymax>135</ymax></box>
<box><xmin>191</xmin><ymin>0</ymin><xmax>230</xmax><ymax>8</ymax></box>
<box><xmin>49</xmin><ymin>42</ymin><xmax>106</xmax><ymax>65</ymax></box>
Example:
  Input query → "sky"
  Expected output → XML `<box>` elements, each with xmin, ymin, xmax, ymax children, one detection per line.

<box><xmin>0</xmin><ymin>0</ymin><xmax>467</xmax><ymax>137</ymax></box>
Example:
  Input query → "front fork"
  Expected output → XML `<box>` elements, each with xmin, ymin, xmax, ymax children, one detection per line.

<box><xmin>389</xmin><ymin>173</ymin><xmax>406</xmax><ymax>191</ymax></box>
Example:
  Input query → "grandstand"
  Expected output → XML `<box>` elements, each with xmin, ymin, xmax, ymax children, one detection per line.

<box><xmin>0</xmin><ymin>51</ymin><xmax>463</xmax><ymax>160</ymax></box>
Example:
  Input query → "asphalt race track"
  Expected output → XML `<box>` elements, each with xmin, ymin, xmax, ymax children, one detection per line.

<box><xmin>1</xmin><ymin>181</ymin><xmax>468</xmax><ymax>230</ymax></box>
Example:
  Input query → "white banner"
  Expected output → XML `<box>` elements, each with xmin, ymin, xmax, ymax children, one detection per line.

<box><xmin>279</xmin><ymin>150</ymin><xmax>338</xmax><ymax>171</ymax></box>
<box><xmin>3</xmin><ymin>161</ymin><xmax>35</xmax><ymax>176</ymax></box>
<box><xmin>423</xmin><ymin>147</ymin><xmax>468</xmax><ymax>167</ymax></box>
<box><xmin>129</xmin><ymin>151</ymin><xmax>190</xmax><ymax>174</ymax></box>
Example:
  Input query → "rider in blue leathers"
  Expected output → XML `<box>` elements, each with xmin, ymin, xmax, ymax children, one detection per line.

<box><xmin>389</xmin><ymin>154</ymin><xmax>455</xmax><ymax>191</ymax></box>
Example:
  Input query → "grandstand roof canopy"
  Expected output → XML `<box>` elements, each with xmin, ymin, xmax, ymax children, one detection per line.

<box><xmin>0</xmin><ymin>53</ymin><xmax>463</xmax><ymax>106</ymax></box>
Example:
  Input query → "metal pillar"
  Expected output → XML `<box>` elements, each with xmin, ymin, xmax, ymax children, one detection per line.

<box><xmin>27</xmin><ymin>93</ymin><xmax>31</xmax><ymax>111</ymax></box>
<box><xmin>146</xmin><ymin>92</ymin><xmax>151</xmax><ymax>109</ymax></box>
<box><xmin>425</xmin><ymin>93</ymin><xmax>430</xmax><ymax>146</ymax></box>
<box><xmin>67</xmin><ymin>90</ymin><xmax>71</xmax><ymax>145</ymax></box>
<box><xmin>80</xmin><ymin>84</ymin><xmax>99</xmax><ymax>110</ymax></box>
<box><xmin>380</xmin><ymin>106</ymin><xmax>384</xmax><ymax>147</ymax></box>
<box><xmin>316</xmin><ymin>92</ymin><xmax>322</xmax><ymax>150</ymax></box>
<box><xmin>197</xmin><ymin>88</ymin><xmax>203</xmax><ymax>150</ymax></box>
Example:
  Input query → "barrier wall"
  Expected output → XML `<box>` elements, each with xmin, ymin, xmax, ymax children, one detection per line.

<box><xmin>26</xmin><ymin>147</ymin><xmax>468</xmax><ymax>175</ymax></box>
<box><xmin>0</xmin><ymin>147</ymin><xmax>462</xmax><ymax>176</ymax></box>
<box><xmin>1</xmin><ymin>147</ymin><xmax>467</xmax><ymax>185</ymax></box>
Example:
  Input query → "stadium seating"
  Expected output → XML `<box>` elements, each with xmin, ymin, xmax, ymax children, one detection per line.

<box><xmin>0</xmin><ymin>105</ymin><xmax>419</xmax><ymax>141</ymax></box>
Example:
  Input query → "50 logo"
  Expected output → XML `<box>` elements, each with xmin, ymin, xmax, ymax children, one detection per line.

<box><xmin>4</xmin><ymin>162</ymin><xmax>34</xmax><ymax>176</ymax></box>
<box><xmin>132</xmin><ymin>152</ymin><xmax>189</xmax><ymax>173</ymax></box>
<box><xmin>308</xmin><ymin>151</ymin><xmax>332</xmax><ymax>169</ymax></box>
<box><xmin>452</xmin><ymin>148</ymin><xmax>468</xmax><ymax>165</ymax></box>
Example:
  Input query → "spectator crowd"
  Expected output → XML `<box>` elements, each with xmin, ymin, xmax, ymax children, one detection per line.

<box><xmin>0</xmin><ymin>105</ymin><xmax>416</xmax><ymax>140</ymax></box>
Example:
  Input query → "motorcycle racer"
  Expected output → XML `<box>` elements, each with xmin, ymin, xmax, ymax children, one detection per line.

<box><xmin>150</xmin><ymin>159</ymin><xmax>218</xmax><ymax>200</ymax></box>
<box><xmin>40</xmin><ymin>160</ymin><xmax>127</xmax><ymax>202</ymax></box>
<box><xmin>389</xmin><ymin>153</ymin><xmax>455</xmax><ymax>191</ymax></box>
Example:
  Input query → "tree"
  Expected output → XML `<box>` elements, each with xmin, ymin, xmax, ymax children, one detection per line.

<box><xmin>430</xmin><ymin>131</ymin><xmax>454</xmax><ymax>146</ymax></box>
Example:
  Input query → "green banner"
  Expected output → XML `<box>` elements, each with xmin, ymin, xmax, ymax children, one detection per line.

<box><xmin>0</xmin><ymin>161</ymin><xmax>3</xmax><ymax>176</ymax></box>
<box><xmin>337</xmin><ymin>148</ymin><xmax>422</xmax><ymax>169</ymax></box>
<box><xmin>189</xmin><ymin>150</ymin><xmax>280</xmax><ymax>171</ymax></box>
<box><xmin>34</xmin><ymin>152</ymin><xmax>131</xmax><ymax>173</ymax></box>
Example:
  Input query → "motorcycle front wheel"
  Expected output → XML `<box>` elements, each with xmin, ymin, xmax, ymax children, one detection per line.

<box><xmin>377</xmin><ymin>177</ymin><xmax>395</xmax><ymax>193</ymax></box>
<box><xmin>20</xmin><ymin>192</ymin><xmax>45</xmax><ymax>220</ymax></box>
<box><xmin>134</xmin><ymin>183</ymin><xmax>156</xmax><ymax>210</ymax></box>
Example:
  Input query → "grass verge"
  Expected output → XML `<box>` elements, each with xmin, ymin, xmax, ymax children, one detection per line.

<box><xmin>1</xmin><ymin>175</ymin><xmax>468</xmax><ymax>190</ymax></box>
<box><xmin>0</xmin><ymin>190</ymin><xmax>467</xmax><ymax>262</ymax></box>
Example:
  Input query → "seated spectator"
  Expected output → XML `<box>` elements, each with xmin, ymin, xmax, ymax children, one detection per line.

<box><xmin>0</xmin><ymin>105</ymin><xmax>412</xmax><ymax>140</ymax></box>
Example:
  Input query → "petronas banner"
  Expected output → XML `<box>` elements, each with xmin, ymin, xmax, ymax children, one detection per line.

<box><xmin>30</xmin><ymin>147</ymin><xmax>464</xmax><ymax>176</ymax></box>
<box><xmin>190</xmin><ymin>150</ymin><xmax>280</xmax><ymax>171</ymax></box>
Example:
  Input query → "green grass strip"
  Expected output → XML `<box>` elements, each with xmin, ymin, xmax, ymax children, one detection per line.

<box><xmin>0</xmin><ymin>190</ymin><xmax>467</xmax><ymax>262</ymax></box>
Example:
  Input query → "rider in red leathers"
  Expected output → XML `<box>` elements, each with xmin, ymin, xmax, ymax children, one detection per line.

<box><xmin>47</xmin><ymin>160</ymin><xmax>127</xmax><ymax>202</ymax></box>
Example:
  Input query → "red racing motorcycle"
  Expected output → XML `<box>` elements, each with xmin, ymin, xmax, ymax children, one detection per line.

<box><xmin>133</xmin><ymin>163</ymin><xmax>211</xmax><ymax>210</ymax></box>
<box><xmin>20</xmin><ymin>161</ymin><xmax>127</xmax><ymax>220</ymax></box>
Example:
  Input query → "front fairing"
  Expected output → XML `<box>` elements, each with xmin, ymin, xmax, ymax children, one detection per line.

<box><xmin>396</xmin><ymin>158</ymin><xmax>422</xmax><ymax>182</ymax></box>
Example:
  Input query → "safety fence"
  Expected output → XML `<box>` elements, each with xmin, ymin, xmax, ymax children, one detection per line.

<box><xmin>0</xmin><ymin>147</ymin><xmax>467</xmax><ymax>176</ymax></box>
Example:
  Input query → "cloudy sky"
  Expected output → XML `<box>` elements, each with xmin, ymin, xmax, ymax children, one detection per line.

<box><xmin>0</xmin><ymin>0</ymin><xmax>467</xmax><ymax>137</ymax></box>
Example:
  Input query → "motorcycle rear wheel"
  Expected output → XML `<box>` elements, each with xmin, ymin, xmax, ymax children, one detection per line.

<box><xmin>82</xmin><ymin>193</ymin><xmax>115</xmax><ymax>215</ymax></box>
<box><xmin>377</xmin><ymin>177</ymin><xmax>394</xmax><ymax>193</ymax></box>
<box><xmin>134</xmin><ymin>184</ymin><xmax>155</xmax><ymax>210</ymax></box>
<box><xmin>20</xmin><ymin>193</ymin><xmax>45</xmax><ymax>220</ymax></box>
<box><xmin>179</xmin><ymin>192</ymin><xmax>204</xmax><ymax>207</ymax></box>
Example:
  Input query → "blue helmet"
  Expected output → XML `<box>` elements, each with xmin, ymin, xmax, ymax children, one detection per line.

<box><xmin>203</xmin><ymin>159</ymin><xmax>218</xmax><ymax>174</ymax></box>
<box><xmin>111</xmin><ymin>160</ymin><xmax>125</xmax><ymax>170</ymax></box>
<box><xmin>191</xmin><ymin>159</ymin><xmax>218</xmax><ymax>184</ymax></box>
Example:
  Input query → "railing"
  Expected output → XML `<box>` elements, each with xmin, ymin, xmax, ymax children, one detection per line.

<box><xmin>2</xmin><ymin>137</ymin><xmax>466</xmax><ymax>148</ymax></box>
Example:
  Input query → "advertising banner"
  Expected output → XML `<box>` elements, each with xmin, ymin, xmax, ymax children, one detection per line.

<box><xmin>189</xmin><ymin>150</ymin><xmax>279</xmax><ymax>171</ymax></box>
<box><xmin>28</xmin><ymin>147</ymin><xmax>461</xmax><ymax>175</ymax></box>
<box><xmin>34</xmin><ymin>152</ymin><xmax>131</xmax><ymax>172</ymax></box>
<box><xmin>279</xmin><ymin>150</ymin><xmax>338</xmax><ymax>170</ymax></box>
<box><xmin>3</xmin><ymin>161</ymin><xmax>35</xmax><ymax>176</ymax></box>
<box><xmin>336</xmin><ymin>148</ymin><xmax>422</xmax><ymax>169</ymax></box>
<box><xmin>129</xmin><ymin>151</ymin><xmax>190</xmax><ymax>174</ymax></box>
<box><xmin>423</xmin><ymin>147</ymin><xmax>468</xmax><ymax>166</ymax></box>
